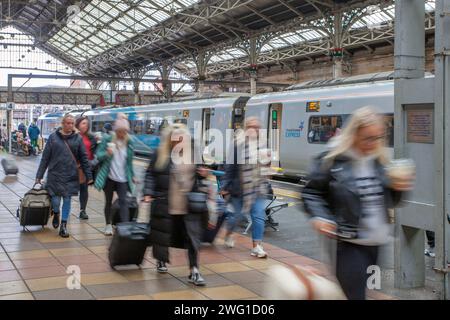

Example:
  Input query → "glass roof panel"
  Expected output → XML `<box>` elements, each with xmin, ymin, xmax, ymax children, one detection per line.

<box><xmin>48</xmin><ymin>0</ymin><xmax>202</xmax><ymax>60</ymax></box>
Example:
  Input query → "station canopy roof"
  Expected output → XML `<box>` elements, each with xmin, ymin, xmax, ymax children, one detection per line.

<box><xmin>5</xmin><ymin>0</ymin><xmax>436</xmax><ymax>76</ymax></box>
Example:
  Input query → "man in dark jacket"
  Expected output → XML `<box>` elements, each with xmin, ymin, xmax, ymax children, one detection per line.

<box><xmin>28</xmin><ymin>121</ymin><xmax>40</xmax><ymax>151</ymax></box>
<box><xmin>36</xmin><ymin>114</ymin><xmax>93</xmax><ymax>238</ymax></box>
<box><xmin>18</xmin><ymin>123</ymin><xmax>27</xmax><ymax>139</ymax></box>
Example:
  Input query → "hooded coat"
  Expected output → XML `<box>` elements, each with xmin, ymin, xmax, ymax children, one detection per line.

<box><xmin>36</xmin><ymin>129</ymin><xmax>92</xmax><ymax>197</ymax></box>
<box><xmin>28</xmin><ymin>123</ymin><xmax>40</xmax><ymax>140</ymax></box>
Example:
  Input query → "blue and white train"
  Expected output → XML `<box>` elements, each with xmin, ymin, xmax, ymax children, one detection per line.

<box><xmin>38</xmin><ymin>72</ymin><xmax>396</xmax><ymax>178</ymax></box>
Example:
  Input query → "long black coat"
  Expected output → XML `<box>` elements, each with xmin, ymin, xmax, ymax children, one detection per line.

<box><xmin>143</xmin><ymin>151</ymin><xmax>207</xmax><ymax>257</ymax></box>
<box><xmin>36</xmin><ymin>129</ymin><xmax>92</xmax><ymax>197</ymax></box>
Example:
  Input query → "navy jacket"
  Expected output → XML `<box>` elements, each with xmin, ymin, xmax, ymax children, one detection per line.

<box><xmin>36</xmin><ymin>129</ymin><xmax>92</xmax><ymax>197</ymax></box>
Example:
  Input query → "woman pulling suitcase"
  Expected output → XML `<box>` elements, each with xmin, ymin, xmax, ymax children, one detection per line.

<box><xmin>36</xmin><ymin>114</ymin><xmax>93</xmax><ymax>238</ymax></box>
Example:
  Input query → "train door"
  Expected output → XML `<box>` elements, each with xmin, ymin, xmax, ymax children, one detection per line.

<box><xmin>268</xmin><ymin>103</ymin><xmax>283</xmax><ymax>167</ymax></box>
<box><xmin>232</xmin><ymin>97</ymin><xmax>249</xmax><ymax>129</ymax></box>
<box><xmin>202</xmin><ymin>108</ymin><xmax>211</xmax><ymax>145</ymax></box>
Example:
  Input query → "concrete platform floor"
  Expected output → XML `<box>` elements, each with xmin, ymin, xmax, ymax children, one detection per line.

<box><xmin>0</xmin><ymin>154</ymin><xmax>410</xmax><ymax>300</ymax></box>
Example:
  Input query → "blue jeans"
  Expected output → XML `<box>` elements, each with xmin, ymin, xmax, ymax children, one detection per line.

<box><xmin>226</xmin><ymin>196</ymin><xmax>265</xmax><ymax>242</ymax></box>
<box><xmin>51</xmin><ymin>196</ymin><xmax>72</xmax><ymax>222</ymax></box>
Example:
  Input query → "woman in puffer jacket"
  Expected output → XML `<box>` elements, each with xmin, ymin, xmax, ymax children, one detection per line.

<box><xmin>143</xmin><ymin>123</ymin><xmax>209</xmax><ymax>286</ymax></box>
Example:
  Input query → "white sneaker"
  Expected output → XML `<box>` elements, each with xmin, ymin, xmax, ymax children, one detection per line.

<box><xmin>251</xmin><ymin>244</ymin><xmax>268</xmax><ymax>258</ymax></box>
<box><xmin>224</xmin><ymin>236</ymin><xmax>235</xmax><ymax>248</ymax></box>
<box><xmin>104</xmin><ymin>224</ymin><xmax>113</xmax><ymax>236</ymax></box>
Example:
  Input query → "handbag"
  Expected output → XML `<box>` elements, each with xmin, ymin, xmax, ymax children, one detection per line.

<box><xmin>187</xmin><ymin>173</ymin><xmax>208</xmax><ymax>214</ymax></box>
<box><xmin>63</xmin><ymin>139</ymin><xmax>86</xmax><ymax>184</ymax></box>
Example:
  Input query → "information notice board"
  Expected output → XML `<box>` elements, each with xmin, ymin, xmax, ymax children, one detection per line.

<box><xmin>407</xmin><ymin>108</ymin><xmax>434</xmax><ymax>144</ymax></box>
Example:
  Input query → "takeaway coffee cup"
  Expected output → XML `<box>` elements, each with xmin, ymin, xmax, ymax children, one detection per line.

<box><xmin>386</xmin><ymin>158</ymin><xmax>416</xmax><ymax>183</ymax></box>
<box><xmin>107</xmin><ymin>142</ymin><xmax>116</xmax><ymax>153</ymax></box>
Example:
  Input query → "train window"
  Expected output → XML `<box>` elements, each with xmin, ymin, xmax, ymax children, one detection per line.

<box><xmin>383</xmin><ymin>114</ymin><xmax>394</xmax><ymax>147</ymax></box>
<box><xmin>308</xmin><ymin>115</ymin><xmax>345</xmax><ymax>144</ymax></box>
<box><xmin>174</xmin><ymin>118</ymin><xmax>187</xmax><ymax>125</ymax></box>
<box><xmin>130</xmin><ymin>120</ymin><xmax>144</xmax><ymax>135</ymax></box>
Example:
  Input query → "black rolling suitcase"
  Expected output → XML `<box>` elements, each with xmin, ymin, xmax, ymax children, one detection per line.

<box><xmin>108</xmin><ymin>222</ymin><xmax>151</xmax><ymax>268</ymax></box>
<box><xmin>18</xmin><ymin>184</ymin><xmax>51</xmax><ymax>229</ymax></box>
<box><xmin>111</xmin><ymin>194</ymin><xmax>139</xmax><ymax>225</ymax></box>
<box><xmin>1</xmin><ymin>158</ymin><xmax>18</xmax><ymax>175</ymax></box>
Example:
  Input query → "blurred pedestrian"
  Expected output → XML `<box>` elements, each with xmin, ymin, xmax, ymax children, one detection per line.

<box><xmin>18</xmin><ymin>122</ymin><xmax>27</xmax><ymax>139</ymax></box>
<box><xmin>36</xmin><ymin>114</ymin><xmax>93</xmax><ymax>238</ymax></box>
<box><xmin>75</xmin><ymin>116</ymin><xmax>98</xmax><ymax>220</ymax></box>
<box><xmin>103</xmin><ymin>123</ymin><xmax>113</xmax><ymax>135</ymax></box>
<box><xmin>28</xmin><ymin>120</ymin><xmax>40</xmax><ymax>152</ymax></box>
<box><xmin>143</xmin><ymin>123</ymin><xmax>208</xmax><ymax>286</ymax></box>
<box><xmin>221</xmin><ymin>117</ymin><xmax>270</xmax><ymax>258</ymax></box>
<box><xmin>302</xmin><ymin>106</ymin><xmax>414</xmax><ymax>300</ymax></box>
<box><xmin>94</xmin><ymin>114</ymin><xmax>136</xmax><ymax>236</ymax></box>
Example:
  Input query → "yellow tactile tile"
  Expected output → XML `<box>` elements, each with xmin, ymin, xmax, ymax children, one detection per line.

<box><xmin>25</xmin><ymin>276</ymin><xmax>69</xmax><ymax>292</ymax></box>
<box><xmin>119</xmin><ymin>269</ymin><xmax>171</xmax><ymax>281</ymax></box>
<box><xmin>8</xmin><ymin>250</ymin><xmax>52</xmax><ymax>261</ymax></box>
<box><xmin>33</xmin><ymin>233</ymin><xmax>76</xmax><ymax>243</ymax></box>
<box><xmin>203</xmin><ymin>262</ymin><xmax>252</xmax><ymax>274</ymax></box>
<box><xmin>80</xmin><ymin>272</ymin><xmax>128</xmax><ymax>286</ymax></box>
<box><xmin>49</xmin><ymin>247</ymin><xmax>91</xmax><ymax>257</ymax></box>
<box><xmin>0</xmin><ymin>293</ymin><xmax>34</xmax><ymax>300</ymax></box>
<box><xmin>101</xmin><ymin>295</ymin><xmax>153</xmax><ymax>300</ymax></box>
<box><xmin>0</xmin><ymin>280</ymin><xmax>30</xmax><ymax>296</ymax></box>
<box><xmin>198</xmin><ymin>285</ymin><xmax>258</xmax><ymax>300</ymax></box>
<box><xmin>151</xmin><ymin>289</ymin><xmax>209</xmax><ymax>300</ymax></box>
<box><xmin>239</xmin><ymin>259</ymin><xmax>284</xmax><ymax>270</ymax></box>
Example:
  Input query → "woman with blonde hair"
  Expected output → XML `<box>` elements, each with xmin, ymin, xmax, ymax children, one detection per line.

<box><xmin>143</xmin><ymin>123</ymin><xmax>208</xmax><ymax>286</ymax></box>
<box><xmin>36</xmin><ymin>113</ymin><xmax>93</xmax><ymax>238</ymax></box>
<box><xmin>94</xmin><ymin>114</ymin><xmax>136</xmax><ymax>235</ymax></box>
<box><xmin>302</xmin><ymin>106</ymin><xmax>414</xmax><ymax>300</ymax></box>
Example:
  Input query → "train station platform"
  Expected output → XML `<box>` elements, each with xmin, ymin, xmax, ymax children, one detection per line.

<box><xmin>0</xmin><ymin>154</ymin><xmax>397</xmax><ymax>300</ymax></box>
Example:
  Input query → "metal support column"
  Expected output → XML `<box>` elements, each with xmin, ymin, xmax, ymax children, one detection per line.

<box><xmin>7</xmin><ymin>75</ymin><xmax>13</xmax><ymax>154</ymax></box>
<box><xmin>434</xmin><ymin>0</ymin><xmax>450</xmax><ymax>299</ymax></box>
<box><xmin>249</xmin><ymin>37</ymin><xmax>258</xmax><ymax>95</ymax></box>
<box><xmin>332</xmin><ymin>11</ymin><xmax>344</xmax><ymax>79</ymax></box>
<box><xmin>393</xmin><ymin>0</ymin><xmax>426</xmax><ymax>290</ymax></box>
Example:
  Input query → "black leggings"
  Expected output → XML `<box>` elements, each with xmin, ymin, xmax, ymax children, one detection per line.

<box><xmin>336</xmin><ymin>241</ymin><xmax>379</xmax><ymax>300</ymax></box>
<box><xmin>103</xmin><ymin>178</ymin><xmax>128</xmax><ymax>225</ymax></box>
<box><xmin>79</xmin><ymin>182</ymin><xmax>88</xmax><ymax>211</ymax></box>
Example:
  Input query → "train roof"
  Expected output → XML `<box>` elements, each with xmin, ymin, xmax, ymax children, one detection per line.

<box><xmin>84</xmin><ymin>95</ymin><xmax>247</xmax><ymax>117</ymax></box>
<box><xmin>38</xmin><ymin>112</ymin><xmax>65</xmax><ymax>119</ymax></box>
<box><xmin>248</xmin><ymin>78</ymin><xmax>395</xmax><ymax>107</ymax></box>
<box><xmin>285</xmin><ymin>71</ymin><xmax>395</xmax><ymax>90</ymax></box>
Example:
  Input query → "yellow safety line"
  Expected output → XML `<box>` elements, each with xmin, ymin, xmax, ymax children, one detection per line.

<box><xmin>273</xmin><ymin>187</ymin><xmax>302</xmax><ymax>200</ymax></box>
